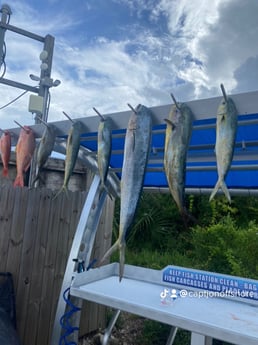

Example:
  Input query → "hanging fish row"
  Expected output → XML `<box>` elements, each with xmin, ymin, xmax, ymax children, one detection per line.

<box><xmin>0</xmin><ymin>124</ymin><xmax>35</xmax><ymax>187</ymax></box>
<box><xmin>0</xmin><ymin>109</ymin><xmax>113</xmax><ymax>198</ymax></box>
<box><xmin>164</xmin><ymin>83</ymin><xmax>237</xmax><ymax>227</ymax></box>
<box><xmin>99</xmin><ymin>84</ymin><xmax>238</xmax><ymax>281</ymax></box>
<box><xmin>0</xmin><ymin>83</ymin><xmax>237</xmax><ymax>204</ymax></box>
<box><xmin>0</xmin><ymin>114</ymin><xmax>81</xmax><ymax>193</ymax></box>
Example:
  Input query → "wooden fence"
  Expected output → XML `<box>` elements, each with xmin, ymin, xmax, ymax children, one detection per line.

<box><xmin>0</xmin><ymin>183</ymin><xmax>114</xmax><ymax>345</ymax></box>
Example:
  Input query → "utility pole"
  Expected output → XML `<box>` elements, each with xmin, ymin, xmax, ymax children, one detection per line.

<box><xmin>0</xmin><ymin>4</ymin><xmax>60</xmax><ymax>122</ymax></box>
<box><xmin>0</xmin><ymin>4</ymin><xmax>11</xmax><ymax>69</ymax></box>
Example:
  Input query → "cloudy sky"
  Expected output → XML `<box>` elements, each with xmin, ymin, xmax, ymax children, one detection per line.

<box><xmin>0</xmin><ymin>0</ymin><xmax>258</xmax><ymax>129</ymax></box>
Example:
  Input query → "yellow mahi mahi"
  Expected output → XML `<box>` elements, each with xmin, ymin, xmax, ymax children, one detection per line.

<box><xmin>209</xmin><ymin>84</ymin><xmax>238</xmax><ymax>203</ymax></box>
<box><xmin>164</xmin><ymin>98</ymin><xmax>193</xmax><ymax>221</ymax></box>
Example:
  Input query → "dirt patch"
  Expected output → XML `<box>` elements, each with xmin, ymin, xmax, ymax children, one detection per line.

<box><xmin>79</xmin><ymin>311</ymin><xmax>146</xmax><ymax>345</ymax></box>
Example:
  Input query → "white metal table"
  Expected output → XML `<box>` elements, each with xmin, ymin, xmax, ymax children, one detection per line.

<box><xmin>70</xmin><ymin>263</ymin><xmax>258</xmax><ymax>345</ymax></box>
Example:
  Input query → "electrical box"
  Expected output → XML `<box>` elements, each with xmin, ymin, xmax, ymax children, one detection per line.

<box><xmin>28</xmin><ymin>95</ymin><xmax>43</xmax><ymax>114</ymax></box>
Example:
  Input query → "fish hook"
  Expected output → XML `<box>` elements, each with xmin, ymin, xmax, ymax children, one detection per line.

<box><xmin>170</xmin><ymin>93</ymin><xmax>180</xmax><ymax>110</ymax></box>
<box><xmin>35</xmin><ymin>115</ymin><xmax>50</xmax><ymax>128</ymax></box>
<box><xmin>14</xmin><ymin>120</ymin><xmax>30</xmax><ymax>134</ymax></box>
<box><xmin>93</xmin><ymin>107</ymin><xmax>105</xmax><ymax>121</ymax></box>
<box><xmin>127</xmin><ymin>103</ymin><xmax>137</xmax><ymax>114</ymax></box>
<box><xmin>220</xmin><ymin>84</ymin><xmax>228</xmax><ymax>102</ymax></box>
<box><xmin>62</xmin><ymin>111</ymin><xmax>75</xmax><ymax>123</ymax></box>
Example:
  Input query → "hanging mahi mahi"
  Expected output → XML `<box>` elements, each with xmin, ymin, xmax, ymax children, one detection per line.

<box><xmin>209</xmin><ymin>84</ymin><xmax>238</xmax><ymax>203</ymax></box>
<box><xmin>32</xmin><ymin>118</ymin><xmax>57</xmax><ymax>186</ymax></box>
<box><xmin>100</xmin><ymin>104</ymin><xmax>153</xmax><ymax>281</ymax></box>
<box><xmin>164</xmin><ymin>94</ymin><xmax>194</xmax><ymax>224</ymax></box>
<box><xmin>93</xmin><ymin>107</ymin><xmax>113</xmax><ymax>198</ymax></box>
<box><xmin>54</xmin><ymin>112</ymin><xmax>82</xmax><ymax>198</ymax></box>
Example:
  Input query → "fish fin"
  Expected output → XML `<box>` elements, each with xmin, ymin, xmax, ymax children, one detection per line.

<box><xmin>164</xmin><ymin>118</ymin><xmax>176</xmax><ymax>130</ymax></box>
<box><xmin>13</xmin><ymin>174</ymin><xmax>24</xmax><ymax>187</ymax></box>
<box><xmin>132</xmin><ymin>131</ymin><xmax>136</xmax><ymax>152</ymax></box>
<box><xmin>99</xmin><ymin>240</ymin><xmax>120</xmax><ymax>266</ymax></box>
<box><xmin>209</xmin><ymin>179</ymin><xmax>231</xmax><ymax>203</ymax></box>
<box><xmin>2</xmin><ymin>167</ymin><xmax>8</xmax><ymax>177</ymax></box>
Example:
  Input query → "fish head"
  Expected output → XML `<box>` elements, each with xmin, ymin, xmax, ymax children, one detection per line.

<box><xmin>98</xmin><ymin>120</ymin><xmax>105</xmax><ymax>132</ymax></box>
<box><xmin>226</xmin><ymin>97</ymin><xmax>237</xmax><ymax>116</ymax></box>
<box><xmin>128</xmin><ymin>114</ymin><xmax>137</xmax><ymax>132</ymax></box>
<box><xmin>72</xmin><ymin>121</ymin><xmax>83</xmax><ymax>131</ymax></box>
<box><xmin>170</xmin><ymin>104</ymin><xmax>181</xmax><ymax>125</ymax></box>
<box><xmin>217</xmin><ymin>96</ymin><xmax>237</xmax><ymax>121</ymax></box>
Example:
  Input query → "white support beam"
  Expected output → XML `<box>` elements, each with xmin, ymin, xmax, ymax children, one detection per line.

<box><xmin>191</xmin><ymin>333</ymin><xmax>213</xmax><ymax>345</ymax></box>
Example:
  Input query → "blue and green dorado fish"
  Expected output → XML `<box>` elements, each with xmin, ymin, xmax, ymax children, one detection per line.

<box><xmin>209</xmin><ymin>84</ymin><xmax>238</xmax><ymax>203</ymax></box>
<box><xmin>55</xmin><ymin>120</ymin><xmax>82</xmax><ymax>197</ymax></box>
<box><xmin>164</xmin><ymin>98</ymin><xmax>194</xmax><ymax>222</ymax></box>
<box><xmin>100</xmin><ymin>104</ymin><xmax>152</xmax><ymax>281</ymax></box>
<box><xmin>97</xmin><ymin>112</ymin><xmax>113</xmax><ymax>198</ymax></box>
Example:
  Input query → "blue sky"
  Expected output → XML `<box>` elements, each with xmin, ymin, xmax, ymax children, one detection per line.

<box><xmin>1</xmin><ymin>0</ymin><xmax>258</xmax><ymax>129</ymax></box>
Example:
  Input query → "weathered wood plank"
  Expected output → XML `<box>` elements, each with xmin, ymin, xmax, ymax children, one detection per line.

<box><xmin>24</xmin><ymin>189</ymin><xmax>53</xmax><ymax>345</ymax></box>
<box><xmin>16</xmin><ymin>188</ymin><xmax>41</xmax><ymax>342</ymax></box>
<box><xmin>0</xmin><ymin>185</ymin><xmax>15</xmax><ymax>272</ymax></box>
<box><xmin>5</xmin><ymin>187</ymin><xmax>29</xmax><ymax>291</ymax></box>
<box><xmin>39</xmin><ymin>191</ymin><xmax>64</xmax><ymax>345</ymax></box>
<box><xmin>0</xmin><ymin>180</ymin><xmax>114</xmax><ymax>345</ymax></box>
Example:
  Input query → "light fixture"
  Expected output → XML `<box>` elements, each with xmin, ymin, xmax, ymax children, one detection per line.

<box><xmin>53</xmin><ymin>79</ymin><xmax>61</xmax><ymax>87</ymax></box>
<box><xmin>29</xmin><ymin>74</ymin><xmax>40</xmax><ymax>81</ymax></box>
<box><xmin>40</xmin><ymin>62</ymin><xmax>48</xmax><ymax>71</ymax></box>
<box><xmin>39</xmin><ymin>50</ymin><xmax>48</xmax><ymax>61</ymax></box>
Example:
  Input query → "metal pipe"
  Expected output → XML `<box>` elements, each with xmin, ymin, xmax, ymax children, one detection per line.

<box><xmin>144</xmin><ymin>187</ymin><xmax>258</xmax><ymax>196</ymax></box>
<box><xmin>0</xmin><ymin>4</ymin><xmax>12</xmax><ymax>67</ymax></box>
<box><xmin>0</xmin><ymin>21</ymin><xmax>44</xmax><ymax>42</ymax></box>
<box><xmin>0</xmin><ymin>77</ymin><xmax>39</xmax><ymax>93</ymax></box>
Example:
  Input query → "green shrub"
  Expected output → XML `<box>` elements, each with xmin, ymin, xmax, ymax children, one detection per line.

<box><xmin>190</xmin><ymin>216</ymin><xmax>258</xmax><ymax>278</ymax></box>
<box><xmin>140</xmin><ymin>320</ymin><xmax>190</xmax><ymax>345</ymax></box>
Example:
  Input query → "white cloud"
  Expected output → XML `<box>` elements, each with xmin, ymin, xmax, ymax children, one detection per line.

<box><xmin>157</xmin><ymin>0</ymin><xmax>258</xmax><ymax>97</ymax></box>
<box><xmin>1</xmin><ymin>0</ymin><xmax>258</xmax><ymax>130</ymax></box>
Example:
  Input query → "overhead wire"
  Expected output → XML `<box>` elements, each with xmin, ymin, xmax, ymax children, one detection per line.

<box><xmin>0</xmin><ymin>10</ymin><xmax>10</xmax><ymax>79</ymax></box>
<box><xmin>0</xmin><ymin>41</ymin><xmax>6</xmax><ymax>78</ymax></box>
<box><xmin>0</xmin><ymin>90</ymin><xmax>29</xmax><ymax>110</ymax></box>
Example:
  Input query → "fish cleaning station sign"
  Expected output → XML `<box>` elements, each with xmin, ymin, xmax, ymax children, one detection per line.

<box><xmin>163</xmin><ymin>266</ymin><xmax>258</xmax><ymax>302</ymax></box>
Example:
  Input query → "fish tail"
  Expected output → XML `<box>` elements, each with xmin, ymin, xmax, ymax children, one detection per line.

<box><xmin>99</xmin><ymin>240</ymin><xmax>120</xmax><ymax>266</ymax></box>
<box><xmin>53</xmin><ymin>185</ymin><xmax>69</xmax><ymax>200</ymax></box>
<box><xmin>221</xmin><ymin>180</ymin><xmax>231</xmax><ymax>203</ymax></box>
<box><xmin>32</xmin><ymin>173</ymin><xmax>45</xmax><ymax>188</ymax></box>
<box><xmin>13</xmin><ymin>174</ymin><xmax>24</xmax><ymax>187</ymax></box>
<box><xmin>181</xmin><ymin>207</ymin><xmax>198</xmax><ymax>228</ymax></box>
<box><xmin>99</xmin><ymin>182</ymin><xmax>113</xmax><ymax>200</ymax></box>
<box><xmin>2</xmin><ymin>167</ymin><xmax>8</xmax><ymax>177</ymax></box>
<box><xmin>209</xmin><ymin>179</ymin><xmax>231</xmax><ymax>203</ymax></box>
